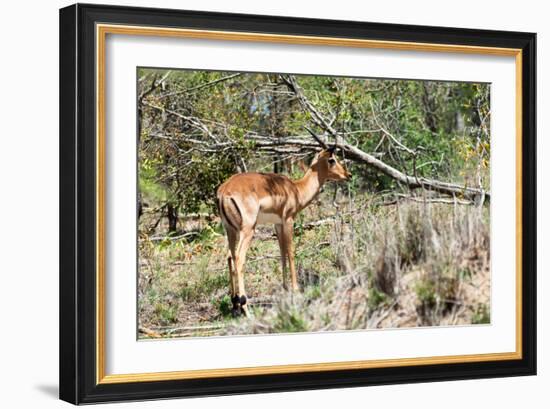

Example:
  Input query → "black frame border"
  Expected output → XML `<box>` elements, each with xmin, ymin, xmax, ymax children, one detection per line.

<box><xmin>59</xmin><ymin>3</ymin><xmax>536</xmax><ymax>404</ymax></box>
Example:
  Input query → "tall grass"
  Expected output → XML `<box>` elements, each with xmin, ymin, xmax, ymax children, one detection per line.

<box><xmin>223</xmin><ymin>199</ymin><xmax>490</xmax><ymax>336</ymax></box>
<box><xmin>138</xmin><ymin>193</ymin><xmax>490</xmax><ymax>338</ymax></box>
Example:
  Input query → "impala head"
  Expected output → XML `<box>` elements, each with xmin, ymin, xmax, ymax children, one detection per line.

<box><xmin>313</xmin><ymin>146</ymin><xmax>352</xmax><ymax>182</ymax></box>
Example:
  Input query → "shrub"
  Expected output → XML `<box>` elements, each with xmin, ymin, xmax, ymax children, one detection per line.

<box><xmin>472</xmin><ymin>303</ymin><xmax>490</xmax><ymax>324</ymax></box>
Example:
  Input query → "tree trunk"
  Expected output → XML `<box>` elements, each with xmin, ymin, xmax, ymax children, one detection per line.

<box><xmin>166</xmin><ymin>204</ymin><xmax>178</xmax><ymax>233</ymax></box>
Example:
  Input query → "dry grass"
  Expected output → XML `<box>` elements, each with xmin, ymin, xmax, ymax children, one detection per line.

<box><xmin>138</xmin><ymin>193</ymin><xmax>490</xmax><ymax>339</ymax></box>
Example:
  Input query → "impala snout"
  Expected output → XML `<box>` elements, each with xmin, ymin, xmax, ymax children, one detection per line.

<box><xmin>338</xmin><ymin>170</ymin><xmax>351</xmax><ymax>181</ymax></box>
<box><xmin>336</xmin><ymin>163</ymin><xmax>351</xmax><ymax>181</ymax></box>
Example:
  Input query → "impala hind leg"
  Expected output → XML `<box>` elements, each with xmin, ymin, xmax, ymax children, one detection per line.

<box><xmin>225</xmin><ymin>228</ymin><xmax>240</xmax><ymax>316</ymax></box>
<box><xmin>234</xmin><ymin>227</ymin><xmax>255</xmax><ymax>317</ymax></box>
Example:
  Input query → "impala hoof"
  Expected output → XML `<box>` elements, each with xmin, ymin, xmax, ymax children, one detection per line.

<box><xmin>230</xmin><ymin>295</ymin><xmax>250</xmax><ymax>318</ymax></box>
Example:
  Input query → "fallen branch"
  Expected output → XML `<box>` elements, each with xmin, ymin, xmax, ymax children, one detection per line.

<box><xmin>138</xmin><ymin>327</ymin><xmax>162</xmax><ymax>338</ymax></box>
<box><xmin>159</xmin><ymin>73</ymin><xmax>242</xmax><ymax>98</ymax></box>
<box><xmin>163</xmin><ymin>324</ymin><xmax>225</xmax><ymax>334</ymax></box>
<box><xmin>368</xmin><ymin>300</ymin><xmax>399</xmax><ymax>328</ymax></box>
<box><xmin>148</xmin><ymin>231</ymin><xmax>200</xmax><ymax>242</ymax></box>
<box><xmin>379</xmin><ymin>195</ymin><xmax>474</xmax><ymax>206</ymax></box>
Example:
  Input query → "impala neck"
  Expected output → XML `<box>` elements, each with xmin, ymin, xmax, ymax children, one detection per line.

<box><xmin>294</xmin><ymin>167</ymin><xmax>326</xmax><ymax>210</ymax></box>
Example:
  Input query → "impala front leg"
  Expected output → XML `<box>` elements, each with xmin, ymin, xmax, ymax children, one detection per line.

<box><xmin>283</xmin><ymin>218</ymin><xmax>299</xmax><ymax>291</ymax></box>
<box><xmin>235</xmin><ymin>227</ymin><xmax>255</xmax><ymax>317</ymax></box>
<box><xmin>275</xmin><ymin>224</ymin><xmax>288</xmax><ymax>290</ymax></box>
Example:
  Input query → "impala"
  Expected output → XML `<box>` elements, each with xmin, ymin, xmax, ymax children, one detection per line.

<box><xmin>217</xmin><ymin>144</ymin><xmax>351</xmax><ymax>317</ymax></box>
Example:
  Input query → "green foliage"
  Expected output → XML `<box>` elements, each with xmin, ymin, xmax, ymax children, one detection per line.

<box><xmin>198</xmin><ymin>273</ymin><xmax>228</xmax><ymax>295</ymax></box>
<box><xmin>304</xmin><ymin>284</ymin><xmax>322</xmax><ymax>300</ymax></box>
<box><xmin>458</xmin><ymin>267</ymin><xmax>473</xmax><ymax>281</ymax></box>
<box><xmin>472</xmin><ymin>303</ymin><xmax>491</xmax><ymax>324</ymax></box>
<box><xmin>139</xmin><ymin>159</ymin><xmax>168</xmax><ymax>203</ymax></box>
<box><xmin>399</xmin><ymin>206</ymin><xmax>426</xmax><ymax>265</ymax></box>
<box><xmin>273</xmin><ymin>307</ymin><xmax>309</xmax><ymax>333</ymax></box>
<box><xmin>414</xmin><ymin>270</ymin><xmax>461</xmax><ymax>325</ymax></box>
<box><xmin>154</xmin><ymin>303</ymin><xmax>178</xmax><ymax>325</ymax></box>
<box><xmin>214</xmin><ymin>294</ymin><xmax>234</xmax><ymax>318</ymax></box>
<box><xmin>194</xmin><ymin>224</ymin><xmax>222</xmax><ymax>248</ymax></box>
<box><xmin>368</xmin><ymin>286</ymin><xmax>388</xmax><ymax>311</ymax></box>
<box><xmin>138</xmin><ymin>69</ymin><xmax>490</xmax><ymax>219</ymax></box>
<box><xmin>415</xmin><ymin>279</ymin><xmax>437</xmax><ymax>306</ymax></box>
<box><xmin>178</xmin><ymin>285</ymin><xmax>193</xmax><ymax>302</ymax></box>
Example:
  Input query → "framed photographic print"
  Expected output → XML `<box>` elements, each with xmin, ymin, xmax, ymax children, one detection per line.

<box><xmin>59</xmin><ymin>3</ymin><xmax>536</xmax><ymax>404</ymax></box>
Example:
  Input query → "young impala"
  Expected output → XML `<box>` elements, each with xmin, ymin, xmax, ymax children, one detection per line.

<box><xmin>217</xmin><ymin>144</ymin><xmax>351</xmax><ymax>316</ymax></box>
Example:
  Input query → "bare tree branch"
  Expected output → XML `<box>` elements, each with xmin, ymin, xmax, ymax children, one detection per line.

<box><xmin>158</xmin><ymin>73</ymin><xmax>242</xmax><ymax>99</ymax></box>
<box><xmin>369</xmin><ymin>99</ymin><xmax>415</xmax><ymax>155</ymax></box>
<box><xmin>142</xmin><ymin>75</ymin><xmax>489</xmax><ymax>202</ymax></box>
<box><xmin>139</xmin><ymin>70</ymin><xmax>172</xmax><ymax>101</ymax></box>
<box><xmin>281</xmin><ymin>74</ymin><xmax>490</xmax><ymax>201</ymax></box>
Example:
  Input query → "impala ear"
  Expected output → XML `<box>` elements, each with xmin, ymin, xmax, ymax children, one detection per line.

<box><xmin>327</xmin><ymin>144</ymin><xmax>336</xmax><ymax>155</ymax></box>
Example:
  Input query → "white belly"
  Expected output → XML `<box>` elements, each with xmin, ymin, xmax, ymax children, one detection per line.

<box><xmin>256</xmin><ymin>211</ymin><xmax>282</xmax><ymax>225</ymax></box>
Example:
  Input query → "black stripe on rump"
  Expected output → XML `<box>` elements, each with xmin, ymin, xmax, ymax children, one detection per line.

<box><xmin>220</xmin><ymin>198</ymin><xmax>239</xmax><ymax>231</ymax></box>
<box><xmin>229</xmin><ymin>197</ymin><xmax>243</xmax><ymax>226</ymax></box>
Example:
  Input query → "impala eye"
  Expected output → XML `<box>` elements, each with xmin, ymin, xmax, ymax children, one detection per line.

<box><xmin>328</xmin><ymin>158</ymin><xmax>336</xmax><ymax>166</ymax></box>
